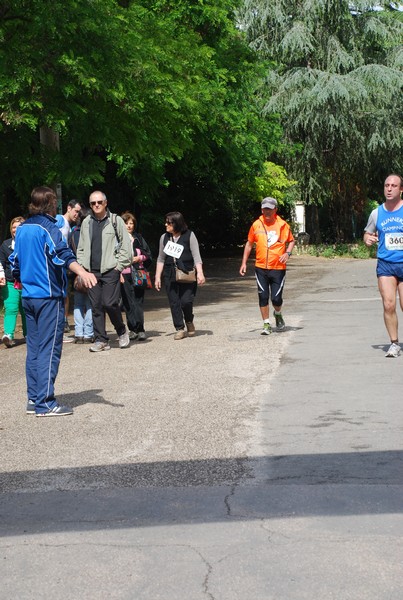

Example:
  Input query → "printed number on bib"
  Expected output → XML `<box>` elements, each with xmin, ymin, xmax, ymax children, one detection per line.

<box><xmin>385</xmin><ymin>233</ymin><xmax>403</xmax><ymax>251</ymax></box>
<box><xmin>267</xmin><ymin>231</ymin><xmax>279</xmax><ymax>248</ymax></box>
<box><xmin>163</xmin><ymin>240</ymin><xmax>184</xmax><ymax>259</ymax></box>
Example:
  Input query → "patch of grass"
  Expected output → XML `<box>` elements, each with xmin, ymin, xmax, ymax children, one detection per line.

<box><xmin>296</xmin><ymin>241</ymin><xmax>377</xmax><ymax>259</ymax></box>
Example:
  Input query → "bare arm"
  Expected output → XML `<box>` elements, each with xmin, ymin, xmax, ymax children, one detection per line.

<box><xmin>240</xmin><ymin>241</ymin><xmax>253</xmax><ymax>276</ymax></box>
<box><xmin>0</xmin><ymin>261</ymin><xmax>5</xmax><ymax>286</ymax></box>
<box><xmin>279</xmin><ymin>239</ymin><xmax>296</xmax><ymax>264</ymax></box>
<box><xmin>154</xmin><ymin>261</ymin><xmax>164</xmax><ymax>292</ymax></box>
<box><xmin>190</xmin><ymin>232</ymin><xmax>205</xmax><ymax>285</ymax></box>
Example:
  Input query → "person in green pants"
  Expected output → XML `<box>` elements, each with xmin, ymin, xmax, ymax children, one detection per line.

<box><xmin>0</xmin><ymin>216</ymin><xmax>26</xmax><ymax>347</ymax></box>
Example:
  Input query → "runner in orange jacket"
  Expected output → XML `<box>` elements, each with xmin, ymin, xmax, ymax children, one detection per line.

<box><xmin>240</xmin><ymin>197</ymin><xmax>295</xmax><ymax>335</ymax></box>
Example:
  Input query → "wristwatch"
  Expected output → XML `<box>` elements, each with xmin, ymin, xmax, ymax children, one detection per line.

<box><xmin>286</xmin><ymin>251</ymin><xmax>292</xmax><ymax>256</ymax></box>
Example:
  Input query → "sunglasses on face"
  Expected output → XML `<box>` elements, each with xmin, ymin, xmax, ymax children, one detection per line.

<box><xmin>90</xmin><ymin>200</ymin><xmax>104</xmax><ymax>206</ymax></box>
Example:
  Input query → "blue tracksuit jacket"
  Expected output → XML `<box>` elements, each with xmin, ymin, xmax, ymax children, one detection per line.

<box><xmin>9</xmin><ymin>214</ymin><xmax>76</xmax><ymax>298</ymax></box>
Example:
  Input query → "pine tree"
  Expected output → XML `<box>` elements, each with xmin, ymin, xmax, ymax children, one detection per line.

<box><xmin>239</xmin><ymin>0</ymin><xmax>403</xmax><ymax>241</ymax></box>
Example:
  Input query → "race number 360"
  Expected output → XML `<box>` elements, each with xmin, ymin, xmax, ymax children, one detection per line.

<box><xmin>385</xmin><ymin>233</ymin><xmax>403</xmax><ymax>251</ymax></box>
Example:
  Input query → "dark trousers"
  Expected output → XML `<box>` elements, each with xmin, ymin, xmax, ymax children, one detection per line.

<box><xmin>23</xmin><ymin>297</ymin><xmax>64</xmax><ymax>413</ymax></box>
<box><xmin>121</xmin><ymin>274</ymin><xmax>145</xmax><ymax>333</ymax></box>
<box><xmin>164</xmin><ymin>278</ymin><xmax>196</xmax><ymax>330</ymax></box>
<box><xmin>88</xmin><ymin>269</ymin><xmax>125</xmax><ymax>343</ymax></box>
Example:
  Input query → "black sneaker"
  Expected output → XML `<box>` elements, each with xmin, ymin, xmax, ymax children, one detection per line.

<box><xmin>64</xmin><ymin>320</ymin><xmax>71</xmax><ymax>334</ymax></box>
<box><xmin>74</xmin><ymin>336</ymin><xmax>84</xmax><ymax>344</ymax></box>
<box><xmin>2</xmin><ymin>334</ymin><xmax>15</xmax><ymax>348</ymax></box>
<box><xmin>26</xmin><ymin>400</ymin><xmax>36</xmax><ymax>415</ymax></box>
<box><xmin>36</xmin><ymin>405</ymin><xmax>73</xmax><ymax>417</ymax></box>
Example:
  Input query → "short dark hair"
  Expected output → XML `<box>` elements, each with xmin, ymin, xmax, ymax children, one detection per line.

<box><xmin>165</xmin><ymin>211</ymin><xmax>188</xmax><ymax>234</ymax></box>
<box><xmin>67</xmin><ymin>199</ymin><xmax>81</xmax><ymax>209</ymax></box>
<box><xmin>28</xmin><ymin>186</ymin><xmax>57</xmax><ymax>216</ymax></box>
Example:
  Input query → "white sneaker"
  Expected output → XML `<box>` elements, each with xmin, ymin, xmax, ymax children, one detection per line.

<box><xmin>261</xmin><ymin>322</ymin><xmax>272</xmax><ymax>335</ymax></box>
<box><xmin>385</xmin><ymin>342</ymin><xmax>400</xmax><ymax>358</ymax></box>
<box><xmin>119</xmin><ymin>326</ymin><xmax>130</xmax><ymax>348</ymax></box>
<box><xmin>89</xmin><ymin>341</ymin><xmax>111</xmax><ymax>352</ymax></box>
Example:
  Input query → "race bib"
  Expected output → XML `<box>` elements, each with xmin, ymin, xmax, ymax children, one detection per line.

<box><xmin>267</xmin><ymin>231</ymin><xmax>279</xmax><ymax>248</ymax></box>
<box><xmin>385</xmin><ymin>233</ymin><xmax>403</xmax><ymax>251</ymax></box>
<box><xmin>163</xmin><ymin>240</ymin><xmax>184</xmax><ymax>259</ymax></box>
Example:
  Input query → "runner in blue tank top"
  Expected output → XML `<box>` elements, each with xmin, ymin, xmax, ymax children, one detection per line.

<box><xmin>364</xmin><ymin>174</ymin><xmax>403</xmax><ymax>357</ymax></box>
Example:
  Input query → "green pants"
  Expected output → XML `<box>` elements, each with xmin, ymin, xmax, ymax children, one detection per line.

<box><xmin>2</xmin><ymin>281</ymin><xmax>26</xmax><ymax>338</ymax></box>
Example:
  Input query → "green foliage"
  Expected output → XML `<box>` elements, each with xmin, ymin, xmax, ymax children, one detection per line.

<box><xmin>0</xmin><ymin>3</ymin><xmax>224</xmax><ymax>180</ymax></box>
<box><xmin>0</xmin><ymin>0</ymin><xmax>280</xmax><ymax>250</ymax></box>
<box><xmin>298</xmin><ymin>240</ymin><xmax>377</xmax><ymax>259</ymax></box>
<box><xmin>254</xmin><ymin>161</ymin><xmax>297</xmax><ymax>204</ymax></box>
<box><xmin>239</xmin><ymin>0</ymin><xmax>403</xmax><ymax>242</ymax></box>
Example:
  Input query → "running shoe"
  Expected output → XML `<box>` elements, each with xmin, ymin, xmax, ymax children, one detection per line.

<box><xmin>36</xmin><ymin>405</ymin><xmax>73</xmax><ymax>417</ymax></box>
<box><xmin>261</xmin><ymin>322</ymin><xmax>272</xmax><ymax>335</ymax></box>
<box><xmin>89</xmin><ymin>341</ymin><xmax>111</xmax><ymax>352</ymax></box>
<box><xmin>26</xmin><ymin>400</ymin><xmax>36</xmax><ymax>415</ymax></box>
<box><xmin>385</xmin><ymin>342</ymin><xmax>400</xmax><ymax>358</ymax></box>
<box><xmin>274</xmin><ymin>312</ymin><xmax>285</xmax><ymax>330</ymax></box>
<box><xmin>118</xmin><ymin>326</ymin><xmax>130</xmax><ymax>348</ymax></box>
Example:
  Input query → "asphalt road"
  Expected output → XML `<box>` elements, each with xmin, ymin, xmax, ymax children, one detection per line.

<box><xmin>1</xmin><ymin>255</ymin><xmax>402</xmax><ymax>599</ymax></box>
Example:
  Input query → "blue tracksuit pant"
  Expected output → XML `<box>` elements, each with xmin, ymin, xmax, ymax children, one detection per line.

<box><xmin>22</xmin><ymin>297</ymin><xmax>65</xmax><ymax>414</ymax></box>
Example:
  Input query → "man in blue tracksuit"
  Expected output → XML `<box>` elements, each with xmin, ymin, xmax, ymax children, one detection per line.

<box><xmin>9</xmin><ymin>186</ymin><xmax>97</xmax><ymax>416</ymax></box>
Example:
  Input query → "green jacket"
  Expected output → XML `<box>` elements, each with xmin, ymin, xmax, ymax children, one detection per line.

<box><xmin>77</xmin><ymin>212</ymin><xmax>132</xmax><ymax>273</ymax></box>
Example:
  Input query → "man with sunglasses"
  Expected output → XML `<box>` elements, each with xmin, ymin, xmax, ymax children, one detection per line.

<box><xmin>76</xmin><ymin>191</ymin><xmax>132</xmax><ymax>351</ymax></box>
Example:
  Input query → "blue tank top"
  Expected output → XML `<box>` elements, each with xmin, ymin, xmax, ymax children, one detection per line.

<box><xmin>376</xmin><ymin>203</ymin><xmax>403</xmax><ymax>263</ymax></box>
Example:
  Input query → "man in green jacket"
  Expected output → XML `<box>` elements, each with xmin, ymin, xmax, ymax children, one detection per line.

<box><xmin>77</xmin><ymin>191</ymin><xmax>132</xmax><ymax>352</ymax></box>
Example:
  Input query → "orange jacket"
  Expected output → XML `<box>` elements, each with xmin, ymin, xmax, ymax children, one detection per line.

<box><xmin>248</xmin><ymin>216</ymin><xmax>294</xmax><ymax>270</ymax></box>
